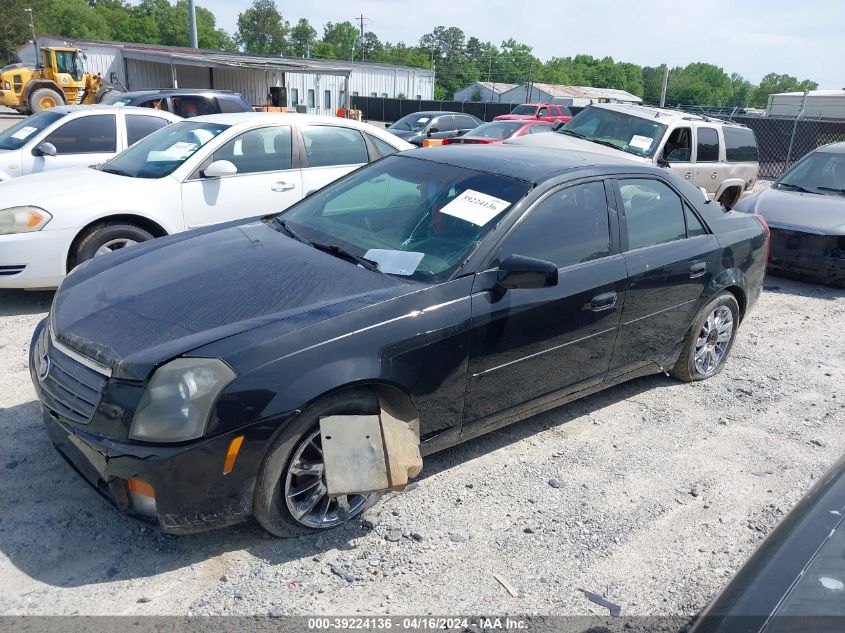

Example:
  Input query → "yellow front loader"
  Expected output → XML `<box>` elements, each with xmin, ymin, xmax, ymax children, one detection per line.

<box><xmin>0</xmin><ymin>46</ymin><xmax>120</xmax><ymax>114</ymax></box>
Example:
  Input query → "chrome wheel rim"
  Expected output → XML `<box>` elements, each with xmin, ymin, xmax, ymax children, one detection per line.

<box><xmin>95</xmin><ymin>238</ymin><xmax>137</xmax><ymax>257</ymax></box>
<box><xmin>694</xmin><ymin>305</ymin><xmax>734</xmax><ymax>375</ymax></box>
<box><xmin>284</xmin><ymin>428</ymin><xmax>372</xmax><ymax>529</ymax></box>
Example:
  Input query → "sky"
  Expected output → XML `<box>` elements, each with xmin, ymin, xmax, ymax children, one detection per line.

<box><xmin>193</xmin><ymin>0</ymin><xmax>844</xmax><ymax>87</ymax></box>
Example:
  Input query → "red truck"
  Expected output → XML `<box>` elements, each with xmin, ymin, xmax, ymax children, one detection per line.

<box><xmin>494</xmin><ymin>103</ymin><xmax>572</xmax><ymax>124</ymax></box>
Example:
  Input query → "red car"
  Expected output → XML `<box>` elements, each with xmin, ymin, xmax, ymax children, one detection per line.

<box><xmin>494</xmin><ymin>103</ymin><xmax>572</xmax><ymax>124</ymax></box>
<box><xmin>442</xmin><ymin>120</ymin><xmax>553</xmax><ymax>145</ymax></box>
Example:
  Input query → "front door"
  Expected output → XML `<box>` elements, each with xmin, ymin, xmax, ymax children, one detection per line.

<box><xmin>463</xmin><ymin>179</ymin><xmax>627</xmax><ymax>428</ymax></box>
<box><xmin>608</xmin><ymin>176</ymin><xmax>721</xmax><ymax>378</ymax></box>
<box><xmin>661</xmin><ymin>126</ymin><xmax>694</xmax><ymax>185</ymax></box>
<box><xmin>181</xmin><ymin>125</ymin><xmax>302</xmax><ymax>228</ymax></box>
<box><xmin>25</xmin><ymin>113</ymin><xmax>117</xmax><ymax>174</ymax></box>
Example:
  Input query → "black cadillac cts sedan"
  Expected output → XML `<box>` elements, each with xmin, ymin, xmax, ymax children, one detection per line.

<box><xmin>30</xmin><ymin>146</ymin><xmax>769</xmax><ymax>536</ymax></box>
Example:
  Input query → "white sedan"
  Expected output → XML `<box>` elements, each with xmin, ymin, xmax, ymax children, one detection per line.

<box><xmin>0</xmin><ymin>113</ymin><xmax>413</xmax><ymax>289</ymax></box>
<box><xmin>0</xmin><ymin>105</ymin><xmax>180</xmax><ymax>180</ymax></box>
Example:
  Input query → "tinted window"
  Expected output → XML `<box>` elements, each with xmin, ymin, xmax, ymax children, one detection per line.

<box><xmin>324</xmin><ymin>90</ymin><xmax>332</xmax><ymax>110</ymax></box>
<box><xmin>302</xmin><ymin>126</ymin><xmax>368</xmax><ymax>167</ymax></box>
<box><xmin>213</xmin><ymin>126</ymin><xmax>292</xmax><ymax>174</ymax></box>
<box><xmin>218</xmin><ymin>96</ymin><xmax>250</xmax><ymax>113</ymax></box>
<box><xmin>696</xmin><ymin>127</ymin><xmax>719</xmax><ymax>162</ymax></box>
<box><xmin>686</xmin><ymin>207</ymin><xmax>707</xmax><ymax>237</ymax></box>
<box><xmin>0</xmin><ymin>110</ymin><xmax>63</xmax><ymax>150</ymax></box>
<box><xmin>290</xmin><ymin>88</ymin><xmax>299</xmax><ymax>105</ymax></box>
<box><xmin>432</xmin><ymin>116</ymin><xmax>455</xmax><ymax>132</ymax></box>
<box><xmin>537</xmin><ymin>107</ymin><xmax>548</xmax><ymax>117</ymax></box>
<box><xmin>527</xmin><ymin>124</ymin><xmax>552</xmax><ymax>134</ymax></box>
<box><xmin>307</xmin><ymin>90</ymin><xmax>315</xmax><ymax>108</ymax></box>
<box><xmin>724</xmin><ymin>127</ymin><xmax>758</xmax><ymax>162</ymax></box>
<box><xmin>500</xmin><ymin>181</ymin><xmax>611</xmax><ymax>268</ymax></box>
<box><xmin>366</xmin><ymin>133</ymin><xmax>400</xmax><ymax>158</ymax></box>
<box><xmin>558</xmin><ymin>105</ymin><xmax>573</xmax><ymax>116</ymax></box>
<box><xmin>138</xmin><ymin>97</ymin><xmax>168</xmax><ymax>111</ymax></box>
<box><xmin>619</xmin><ymin>179</ymin><xmax>686</xmax><ymax>250</ymax></box>
<box><xmin>172</xmin><ymin>96</ymin><xmax>217</xmax><ymax>117</ymax></box>
<box><xmin>126</xmin><ymin>115</ymin><xmax>169</xmax><ymax>146</ymax></box>
<box><xmin>455</xmin><ymin>115</ymin><xmax>478</xmax><ymax>130</ymax></box>
<box><xmin>45</xmin><ymin>115</ymin><xmax>117</xmax><ymax>154</ymax></box>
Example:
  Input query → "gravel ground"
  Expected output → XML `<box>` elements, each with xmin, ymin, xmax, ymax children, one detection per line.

<box><xmin>0</xmin><ymin>275</ymin><xmax>843</xmax><ymax>618</ymax></box>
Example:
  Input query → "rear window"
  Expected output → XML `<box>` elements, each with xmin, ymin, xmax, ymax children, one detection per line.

<box><xmin>723</xmin><ymin>127</ymin><xmax>758</xmax><ymax>162</ymax></box>
<box><xmin>218</xmin><ymin>95</ymin><xmax>252</xmax><ymax>113</ymax></box>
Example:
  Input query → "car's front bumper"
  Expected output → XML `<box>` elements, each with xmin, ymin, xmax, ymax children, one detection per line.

<box><xmin>0</xmin><ymin>228</ymin><xmax>77</xmax><ymax>289</ymax></box>
<box><xmin>767</xmin><ymin>228</ymin><xmax>845</xmax><ymax>285</ymax></box>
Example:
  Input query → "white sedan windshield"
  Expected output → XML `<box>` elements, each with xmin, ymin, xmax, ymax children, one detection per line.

<box><xmin>99</xmin><ymin>121</ymin><xmax>229</xmax><ymax>179</ymax></box>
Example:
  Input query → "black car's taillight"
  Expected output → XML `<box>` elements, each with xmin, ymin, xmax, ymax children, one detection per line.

<box><xmin>754</xmin><ymin>214</ymin><xmax>770</xmax><ymax>266</ymax></box>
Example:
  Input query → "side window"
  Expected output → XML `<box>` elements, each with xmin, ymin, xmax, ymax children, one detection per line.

<box><xmin>528</xmin><ymin>124</ymin><xmax>551</xmax><ymax>134</ymax></box>
<box><xmin>301</xmin><ymin>126</ymin><xmax>368</xmax><ymax>167</ymax></box>
<box><xmin>537</xmin><ymin>107</ymin><xmax>548</xmax><ymax>117</ymax></box>
<box><xmin>455</xmin><ymin>115</ymin><xmax>477</xmax><ymax>130</ymax></box>
<box><xmin>663</xmin><ymin>127</ymin><xmax>692</xmax><ymax>162</ymax></box>
<box><xmin>217</xmin><ymin>97</ymin><xmax>249</xmax><ymax>113</ymax></box>
<box><xmin>366</xmin><ymin>133</ymin><xmax>400</xmax><ymax>158</ymax></box>
<box><xmin>499</xmin><ymin>181</ymin><xmax>611</xmax><ymax>268</ymax></box>
<box><xmin>172</xmin><ymin>96</ymin><xmax>216</xmax><ymax>118</ymax></box>
<box><xmin>212</xmin><ymin>126</ymin><xmax>292</xmax><ymax>174</ymax></box>
<box><xmin>125</xmin><ymin>115</ymin><xmax>169</xmax><ymax>146</ymax></box>
<box><xmin>696</xmin><ymin>127</ymin><xmax>720</xmax><ymax>162</ymax></box>
<box><xmin>559</xmin><ymin>105</ymin><xmax>573</xmax><ymax>117</ymax></box>
<box><xmin>619</xmin><ymin>179</ymin><xmax>687</xmax><ymax>250</ymax></box>
<box><xmin>433</xmin><ymin>116</ymin><xmax>455</xmax><ymax>132</ymax></box>
<box><xmin>44</xmin><ymin>115</ymin><xmax>117</xmax><ymax>154</ymax></box>
<box><xmin>724</xmin><ymin>127</ymin><xmax>759</xmax><ymax>162</ymax></box>
<box><xmin>139</xmin><ymin>97</ymin><xmax>167</xmax><ymax>111</ymax></box>
<box><xmin>686</xmin><ymin>208</ymin><xmax>707</xmax><ymax>237</ymax></box>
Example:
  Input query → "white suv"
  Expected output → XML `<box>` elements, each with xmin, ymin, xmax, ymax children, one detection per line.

<box><xmin>0</xmin><ymin>106</ymin><xmax>180</xmax><ymax>180</ymax></box>
<box><xmin>509</xmin><ymin>103</ymin><xmax>759</xmax><ymax>208</ymax></box>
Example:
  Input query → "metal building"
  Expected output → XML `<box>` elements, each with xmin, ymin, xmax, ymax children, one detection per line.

<box><xmin>452</xmin><ymin>82</ymin><xmax>519</xmax><ymax>102</ymax></box>
<box><xmin>498</xmin><ymin>82</ymin><xmax>642</xmax><ymax>107</ymax></box>
<box><xmin>18</xmin><ymin>37</ymin><xmax>435</xmax><ymax>112</ymax></box>
<box><xmin>766</xmin><ymin>90</ymin><xmax>845</xmax><ymax>119</ymax></box>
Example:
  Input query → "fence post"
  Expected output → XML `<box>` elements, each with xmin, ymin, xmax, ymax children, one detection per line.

<box><xmin>784</xmin><ymin>90</ymin><xmax>809</xmax><ymax>174</ymax></box>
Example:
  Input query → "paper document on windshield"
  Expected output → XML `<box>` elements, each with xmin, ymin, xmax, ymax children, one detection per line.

<box><xmin>629</xmin><ymin>135</ymin><xmax>653</xmax><ymax>150</ymax></box>
<box><xmin>439</xmin><ymin>189</ymin><xmax>510</xmax><ymax>226</ymax></box>
<box><xmin>149</xmin><ymin>141</ymin><xmax>197</xmax><ymax>161</ymax></box>
<box><xmin>11</xmin><ymin>126</ymin><xmax>37</xmax><ymax>141</ymax></box>
<box><xmin>363</xmin><ymin>249</ymin><xmax>425</xmax><ymax>276</ymax></box>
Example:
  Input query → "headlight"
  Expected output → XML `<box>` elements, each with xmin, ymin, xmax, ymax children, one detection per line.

<box><xmin>129</xmin><ymin>358</ymin><xmax>236</xmax><ymax>442</ymax></box>
<box><xmin>0</xmin><ymin>206</ymin><xmax>52</xmax><ymax>235</ymax></box>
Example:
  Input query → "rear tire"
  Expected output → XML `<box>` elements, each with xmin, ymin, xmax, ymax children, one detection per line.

<box><xmin>72</xmin><ymin>223</ymin><xmax>154</xmax><ymax>270</ymax></box>
<box><xmin>671</xmin><ymin>292</ymin><xmax>740</xmax><ymax>382</ymax></box>
<box><xmin>29</xmin><ymin>88</ymin><xmax>63</xmax><ymax>113</ymax></box>
<box><xmin>253</xmin><ymin>388</ymin><xmax>381</xmax><ymax>538</ymax></box>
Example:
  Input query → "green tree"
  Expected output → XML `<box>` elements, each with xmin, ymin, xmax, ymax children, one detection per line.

<box><xmin>289</xmin><ymin>17</ymin><xmax>316</xmax><ymax>57</ymax></box>
<box><xmin>751</xmin><ymin>73</ymin><xmax>818</xmax><ymax>107</ymax></box>
<box><xmin>235</xmin><ymin>0</ymin><xmax>288</xmax><ymax>54</ymax></box>
<box><xmin>41</xmin><ymin>0</ymin><xmax>111</xmax><ymax>40</ymax></box>
<box><xmin>322</xmin><ymin>21</ymin><xmax>358</xmax><ymax>60</ymax></box>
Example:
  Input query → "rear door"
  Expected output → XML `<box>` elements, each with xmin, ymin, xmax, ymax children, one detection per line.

<box><xmin>455</xmin><ymin>115</ymin><xmax>479</xmax><ymax>136</ymax></box>
<box><xmin>693</xmin><ymin>126</ymin><xmax>722</xmax><ymax>196</ymax></box>
<box><xmin>299</xmin><ymin>125</ymin><xmax>371</xmax><ymax>196</ymax></box>
<box><xmin>24</xmin><ymin>113</ymin><xmax>117</xmax><ymax>174</ymax></box>
<box><xmin>608</xmin><ymin>176</ymin><xmax>720</xmax><ymax>378</ymax></box>
<box><xmin>180</xmin><ymin>124</ymin><xmax>301</xmax><ymax>228</ymax></box>
<box><xmin>427</xmin><ymin>115</ymin><xmax>456</xmax><ymax>140</ymax></box>
<box><xmin>123</xmin><ymin>112</ymin><xmax>171</xmax><ymax>149</ymax></box>
<box><xmin>463</xmin><ymin>179</ymin><xmax>627</xmax><ymax>427</ymax></box>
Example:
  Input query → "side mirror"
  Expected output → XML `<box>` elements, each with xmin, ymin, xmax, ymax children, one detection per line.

<box><xmin>497</xmin><ymin>254</ymin><xmax>558</xmax><ymax>290</ymax></box>
<box><xmin>428</xmin><ymin>127</ymin><xmax>439</xmax><ymax>136</ymax></box>
<box><xmin>551</xmin><ymin>120</ymin><xmax>565</xmax><ymax>131</ymax></box>
<box><xmin>202</xmin><ymin>159</ymin><xmax>237</xmax><ymax>178</ymax></box>
<box><xmin>33</xmin><ymin>142</ymin><xmax>57</xmax><ymax>157</ymax></box>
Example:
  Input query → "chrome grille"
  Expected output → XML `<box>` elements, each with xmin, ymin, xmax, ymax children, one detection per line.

<box><xmin>35</xmin><ymin>330</ymin><xmax>107</xmax><ymax>425</ymax></box>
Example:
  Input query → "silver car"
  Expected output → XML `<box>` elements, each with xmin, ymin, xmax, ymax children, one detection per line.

<box><xmin>508</xmin><ymin>103</ymin><xmax>759</xmax><ymax>209</ymax></box>
<box><xmin>734</xmin><ymin>142</ymin><xmax>845</xmax><ymax>286</ymax></box>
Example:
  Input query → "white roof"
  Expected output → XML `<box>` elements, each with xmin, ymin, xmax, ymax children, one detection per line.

<box><xmin>474</xmin><ymin>82</ymin><xmax>519</xmax><ymax>94</ymax></box>
<box><xmin>524</xmin><ymin>83</ymin><xmax>643</xmax><ymax>103</ymax></box>
<box><xmin>769</xmin><ymin>90</ymin><xmax>845</xmax><ymax>97</ymax></box>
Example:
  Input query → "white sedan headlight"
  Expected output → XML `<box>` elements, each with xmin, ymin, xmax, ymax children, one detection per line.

<box><xmin>0</xmin><ymin>206</ymin><xmax>52</xmax><ymax>235</ymax></box>
<box><xmin>129</xmin><ymin>358</ymin><xmax>236</xmax><ymax>442</ymax></box>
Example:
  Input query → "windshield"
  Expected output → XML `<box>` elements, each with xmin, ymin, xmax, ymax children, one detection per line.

<box><xmin>466</xmin><ymin>121</ymin><xmax>525</xmax><ymax>139</ymax></box>
<box><xmin>777</xmin><ymin>151</ymin><xmax>845</xmax><ymax>195</ymax></box>
<box><xmin>100</xmin><ymin>92</ymin><xmax>135</xmax><ymax>106</ymax></box>
<box><xmin>560</xmin><ymin>107</ymin><xmax>667</xmax><ymax>157</ymax></box>
<box><xmin>389</xmin><ymin>114</ymin><xmax>432</xmax><ymax>132</ymax></box>
<box><xmin>0</xmin><ymin>110</ymin><xmax>64</xmax><ymax>150</ymax></box>
<box><xmin>99</xmin><ymin>121</ymin><xmax>229</xmax><ymax>179</ymax></box>
<box><xmin>509</xmin><ymin>105</ymin><xmax>537</xmax><ymax>115</ymax></box>
<box><xmin>275</xmin><ymin>155</ymin><xmax>532</xmax><ymax>282</ymax></box>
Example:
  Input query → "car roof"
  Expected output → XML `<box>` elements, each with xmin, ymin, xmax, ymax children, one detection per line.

<box><xmin>116</xmin><ymin>89</ymin><xmax>242</xmax><ymax>98</ymax></box>
<box><xmin>35</xmin><ymin>105</ymin><xmax>174</xmax><ymax>116</ymax></box>
<box><xmin>402</xmin><ymin>144</ymin><xmax>643</xmax><ymax>182</ymax></box>
<box><xmin>187</xmin><ymin>112</ymin><xmax>381</xmax><ymax>127</ymax></box>
<box><xmin>589</xmin><ymin>102</ymin><xmax>750</xmax><ymax>128</ymax></box>
<box><xmin>816</xmin><ymin>141</ymin><xmax>845</xmax><ymax>154</ymax></box>
<box><xmin>402</xmin><ymin>111</ymin><xmax>471</xmax><ymax>117</ymax></box>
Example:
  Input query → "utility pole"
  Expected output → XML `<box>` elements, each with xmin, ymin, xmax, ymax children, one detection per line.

<box><xmin>355</xmin><ymin>14</ymin><xmax>368</xmax><ymax>63</ymax></box>
<box><xmin>24</xmin><ymin>8</ymin><xmax>39</xmax><ymax>68</ymax></box>
<box><xmin>187</xmin><ymin>0</ymin><xmax>198</xmax><ymax>48</ymax></box>
<box><xmin>659</xmin><ymin>64</ymin><xmax>669</xmax><ymax>108</ymax></box>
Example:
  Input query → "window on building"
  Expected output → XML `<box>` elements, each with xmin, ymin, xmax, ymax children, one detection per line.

<box><xmin>44</xmin><ymin>114</ymin><xmax>117</xmax><ymax>154</ymax></box>
<box><xmin>290</xmin><ymin>88</ymin><xmax>299</xmax><ymax>105</ymax></box>
<box><xmin>416</xmin><ymin>94</ymin><xmax>422</xmax><ymax>100</ymax></box>
<box><xmin>618</xmin><ymin>179</ymin><xmax>687</xmax><ymax>250</ymax></box>
<box><xmin>381</xmin><ymin>93</ymin><xmax>388</xmax><ymax>98</ymax></box>
<box><xmin>339</xmin><ymin>90</ymin><xmax>346</xmax><ymax>107</ymax></box>
<box><xmin>352</xmin><ymin>91</ymin><xmax>359</xmax><ymax>97</ymax></box>
<box><xmin>307</xmin><ymin>89</ymin><xmax>315</xmax><ymax>108</ymax></box>
<box><xmin>324</xmin><ymin>89</ymin><xmax>332</xmax><ymax>111</ymax></box>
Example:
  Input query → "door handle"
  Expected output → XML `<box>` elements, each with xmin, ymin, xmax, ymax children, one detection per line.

<box><xmin>271</xmin><ymin>181</ymin><xmax>296</xmax><ymax>192</ymax></box>
<box><xmin>591</xmin><ymin>291</ymin><xmax>618</xmax><ymax>312</ymax></box>
<box><xmin>689</xmin><ymin>262</ymin><xmax>707</xmax><ymax>278</ymax></box>
<box><xmin>711</xmin><ymin>171</ymin><xmax>718</xmax><ymax>179</ymax></box>
<box><xmin>684</xmin><ymin>171</ymin><xmax>692</xmax><ymax>180</ymax></box>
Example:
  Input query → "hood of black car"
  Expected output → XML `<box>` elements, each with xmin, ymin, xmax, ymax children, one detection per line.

<box><xmin>737</xmin><ymin>187</ymin><xmax>845</xmax><ymax>235</ymax></box>
<box><xmin>386</xmin><ymin>129</ymin><xmax>420</xmax><ymax>141</ymax></box>
<box><xmin>52</xmin><ymin>221</ymin><xmax>412</xmax><ymax>380</ymax></box>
